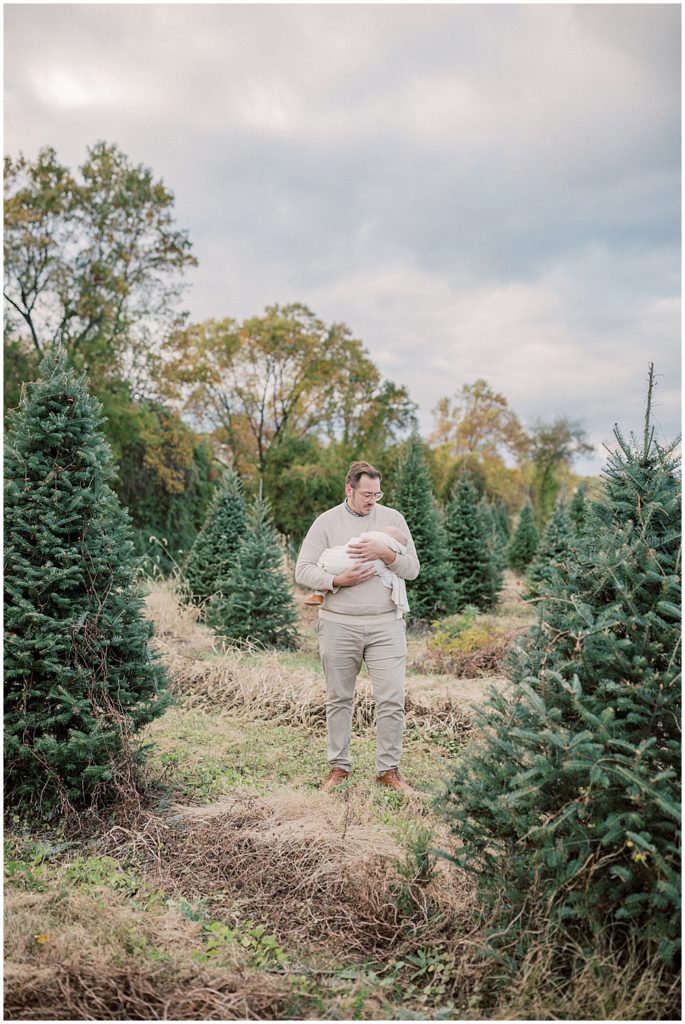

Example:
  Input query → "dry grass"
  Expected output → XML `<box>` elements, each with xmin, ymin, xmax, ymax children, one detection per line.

<box><xmin>144</xmin><ymin>582</ymin><xmax>217</xmax><ymax>661</ymax></box>
<box><xmin>4</xmin><ymin>960</ymin><xmax>303</xmax><ymax>1020</ymax></box>
<box><xmin>5</xmin><ymin>579</ymin><xmax>675</xmax><ymax>1021</ymax></box>
<box><xmin>96</xmin><ymin>787</ymin><xmax>470</xmax><ymax>957</ymax></box>
<box><xmin>485</xmin><ymin>931</ymin><xmax>682</xmax><ymax>1021</ymax></box>
<box><xmin>146</xmin><ymin>581</ymin><xmax>473</xmax><ymax>740</ymax></box>
<box><xmin>4</xmin><ymin>888</ymin><xmax>201</xmax><ymax>970</ymax></box>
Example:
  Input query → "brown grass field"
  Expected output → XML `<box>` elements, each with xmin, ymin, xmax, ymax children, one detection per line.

<box><xmin>4</xmin><ymin>576</ymin><xmax>678</xmax><ymax>1020</ymax></box>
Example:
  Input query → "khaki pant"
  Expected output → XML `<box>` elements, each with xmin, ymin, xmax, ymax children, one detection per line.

<box><xmin>317</xmin><ymin>616</ymin><xmax>407</xmax><ymax>775</ymax></box>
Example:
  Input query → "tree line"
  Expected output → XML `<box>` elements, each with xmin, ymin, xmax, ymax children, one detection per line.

<box><xmin>5</xmin><ymin>142</ymin><xmax>593</xmax><ymax>570</ymax></box>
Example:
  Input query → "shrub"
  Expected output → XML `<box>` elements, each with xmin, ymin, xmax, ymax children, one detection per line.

<box><xmin>425</xmin><ymin>607</ymin><xmax>517</xmax><ymax>676</ymax></box>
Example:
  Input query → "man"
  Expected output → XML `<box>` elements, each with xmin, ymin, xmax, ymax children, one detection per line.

<box><xmin>295</xmin><ymin>460</ymin><xmax>420</xmax><ymax>793</ymax></box>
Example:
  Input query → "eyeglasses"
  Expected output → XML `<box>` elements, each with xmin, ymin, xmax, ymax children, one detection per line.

<box><xmin>356</xmin><ymin>490</ymin><xmax>383</xmax><ymax>501</ymax></box>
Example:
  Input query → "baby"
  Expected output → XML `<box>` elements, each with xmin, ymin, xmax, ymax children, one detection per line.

<box><xmin>304</xmin><ymin>526</ymin><xmax>410</xmax><ymax>616</ymax></box>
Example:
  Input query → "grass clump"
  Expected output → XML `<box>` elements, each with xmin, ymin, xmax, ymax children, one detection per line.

<box><xmin>420</xmin><ymin>605</ymin><xmax>526</xmax><ymax>677</ymax></box>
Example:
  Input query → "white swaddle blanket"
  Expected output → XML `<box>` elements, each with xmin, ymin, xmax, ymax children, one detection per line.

<box><xmin>317</xmin><ymin>530</ymin><xmax>410</xmax><ymax>617</ymax></box>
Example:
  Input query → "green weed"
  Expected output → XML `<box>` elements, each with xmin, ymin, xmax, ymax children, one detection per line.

<box><xmin>192</xmin><ymin>918</ymin><xmax>289</xmax><ymax>970</ymax></box>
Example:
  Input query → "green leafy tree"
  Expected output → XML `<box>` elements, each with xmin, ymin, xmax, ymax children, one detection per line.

<box><xmin>446</xmin><ymin>474</ymin><xmax>501</xmax><ymax>610</ymax></box>
<box><xmin>526</xmin><ymin>500</ymin><xmax>575</xmax><ymax>598</ymax></box>
<box><xmin>4</xmin><ymin>333</ymin><xmax>40</xmax><ymax>419</ymax></box>
<box><xmin>507</xmin><ymin>503</ymin><xmax>539</xmax><ymax>574</ymax></box>
<box><xmin>528</xmin><ymin>417</ymin><xmax>593</xmax><ymax>525</ymax></box>
<box><xmin>391</xmin><ymin>434</ymin><xmax>457</xmax><ymax>621</ymax></box>
<box><xmin>430</xmin><ymin>379</ymin><xmax>530</xmax><ymax>505</ymax></box>
<box><xmin>439</xmin><ymin>367</ymin><xmax>681</xmax><ymax>968</ymax></box>
<box><xmin>162</xmin><ymin>305</ymin><xmax>415</xmax><ymax>481</ymax></box>
<box><xmin>105</xmin><ymin>396</ymin><xmax>217</xmax><ymax>573</ymax></box>
<box><xmin>183</xmin><ymin>466</ymin><xmax>247</xmax><ymax>604</ymax></box>
<box><xmin>4</xmin><ymin>345</ymin><xmax>171</xmax><ymax>814</ymax></box>
<box><xmin>262</xmin><ymin>430</ymin><xmax>346</xmax><ymax>543</ymax></box>
<box><xmin>207</xmin><ymin>496</ymin><xmax>299</xmax><ymax>649</ymax></box>
<box><xmin>4</xmin><ymin>142</ymin><xmax>196</xmax><ymax>398</ymax></box>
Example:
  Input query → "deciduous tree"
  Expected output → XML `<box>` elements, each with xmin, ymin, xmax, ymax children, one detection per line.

<box><xmin>4</xmin><ymin>142</ymin><xmax>196</xmax><ymax>397</ymax></box>
<box><xmin>162</xmin><ymin>305</ymin><xmax>415</xmax><ymax>480</ymax></box>
<box><xmin>528</xmin><ymin>417</ymin><xmax>593</xmax><ymax>525</ymax></box>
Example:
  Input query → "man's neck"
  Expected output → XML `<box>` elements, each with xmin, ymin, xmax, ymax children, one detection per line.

<box><xmin>344</xmin><ymin>498</ymin><xmax>367</xmax><ymax>518</ymax></box>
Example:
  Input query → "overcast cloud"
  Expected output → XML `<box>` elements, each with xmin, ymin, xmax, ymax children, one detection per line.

<box><xmin>4</xmin><ymin>3</ymin><xmax>681</xmax><ymax>473</ymax></box>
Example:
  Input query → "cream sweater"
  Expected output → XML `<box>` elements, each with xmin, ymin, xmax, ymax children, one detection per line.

<box><xmin>295</xmin><ymin>502</ymin><xmax>420</xmax><ymax>624</ymax></box>
<box><xmin>317</xmin><ymin>530</ymin><xmax>410</xmax><ymax>617</ymax></box>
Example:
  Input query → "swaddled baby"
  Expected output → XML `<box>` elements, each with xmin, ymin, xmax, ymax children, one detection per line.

<box><xmin>303</xmin><ymin>526</ymin><xmax>410</xmax><ymax>617</ymax></box>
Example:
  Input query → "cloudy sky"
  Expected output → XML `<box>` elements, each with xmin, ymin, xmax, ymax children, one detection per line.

<box><xmin>4</xmin><ymin>3</ymin><xmax>681</xmax><ymax>473</ymax></box>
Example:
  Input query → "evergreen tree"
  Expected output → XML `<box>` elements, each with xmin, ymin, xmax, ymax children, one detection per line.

<box><xmin>446</xmin><ymin>475</ymin><xmax>501</xmax><ymax>610</ymax></box>
<box><xmin>478</xmin><ymin>497</ymin><xmax>499</xmax><ymax>555</ymax></box>
<box><xmin>183</xmin><ymin>466</ymin><xmax>247</xmax><ymax>604</ymax></box>
<box><xmin>526</xmin><ymin>499</ymin><xmax>574</xmax><ymax>598</ymax></box>
<box><xmin>569</xmin><ymin>483</ymin><xmax>588</xmax><ymax>534</ymax></box>
<box><xmin>439</xmin><ymin>369</ymin><xmax>681</xmax><ymax>966</ymax></box>
<box><xmin>507</xmin><ymin>503</ymin><xmax>539</xmax><ymax>574</ymax></box>
<box><xmin>207</xmin><ymin>495</ymin><xmax>300</xmax><ymax>649</ymax></box>
<box><xmin>480</xmin><ymin>498</ymin><xmax>511</xmax><ymax>570</ymax></box>
<box><xmin>495</xmin><ymin>501</ymin><xmax>511</xmax><ymax>548</ymax></box>
<box><xmin>391</xmin><ymin>433</ymin><xmax>457</xmax><ymax>621</ymax></box>
<box><xmin>4</xmin><ymin>346</ymin><xmax>171</xmax><ymax>813</ymax></box>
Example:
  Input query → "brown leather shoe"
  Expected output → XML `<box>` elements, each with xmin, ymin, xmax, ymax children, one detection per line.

<box><xmin>321</xmin><ymin>767</ymin><xmax>350</xmax><ymax>791</ymax></box>
<box><xmin>376</xmin><ymin>768</ymin><xmax>415</xmax><ymax>795</ymax></box>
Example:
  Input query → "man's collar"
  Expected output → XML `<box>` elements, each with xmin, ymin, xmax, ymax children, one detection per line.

<box><xmin>344</xmin><ymin>498</ymin><xmax>366</xmax><ymax>518</ymax></box>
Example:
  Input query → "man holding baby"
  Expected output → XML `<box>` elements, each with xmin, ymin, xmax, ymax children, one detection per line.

<box><xmin>295</xmin><ymin>460</ymin><xmax>420</xmax><ymax>793</ymax></box>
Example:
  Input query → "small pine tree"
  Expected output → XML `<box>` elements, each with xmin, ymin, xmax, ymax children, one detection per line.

<box><xmin>4</xmin><ymin>346</ymin><xmax>171</xmax><ymax>814</ymax></box>
<box><xmin>526</xmin><ymin>499</ymin><xmax>574</xmax><ymax>598</ymax></box>
<box><xmin>446</xmin><ymin>475</ymin><xmax>500</xmax><ymax>610</ymax></box>
<box><xmin>495</xmin><ymin>501</ymin><xmax>511</xmax><ymax>546</ymax></box>
<box><xmin>207</xmin><ymin>495</ymin><xmax>300</xmax><ymax>649</ymax></box>
<box><xmin>569</xmin><ymin>483</ymin><xmax>588</xmax><ymax>534</ymax></box>
<box><xmin>480</xmin><ymin>498</ymin><xmax>510</xmax><ymax>570</ymax></box>
<box><xmin>478</xmin><ymin>497</ymin><xmax>498</xmax><ymax>554</ymax></box>
<box><xmin>507</xmin><ymin>503</ymin><xmax>539</xmax><ymax>574</ymax></box>
<box><xmin>439</xmin><ymin>367</ymin><xmax>681</xmax><ymax>967</ymax></box>
<box><xmin>183</xmin><ymin>466</ymin><xmax>247</xmax><ymax>605</ymax></box>
<box><xmin>392</xmin><ymin>434</ymin><xmax>457</xmax><ymax>621</ymax></box>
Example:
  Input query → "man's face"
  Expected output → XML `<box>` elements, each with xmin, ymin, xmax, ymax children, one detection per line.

<box><xmin>345</xmin><ymin>474</ymin><xmax>382</xmax><ymax>515</ymax></box>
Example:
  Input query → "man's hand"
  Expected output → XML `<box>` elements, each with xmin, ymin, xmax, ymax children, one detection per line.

<box><xmin>347</xmin><ymin>536</ymin><xmax>396</xmax><ymax>565</ymax></box>
<box><xmin>332</xmin><ymin>562</ymin><xmax>377</xmax><ymax>588</ymax></box>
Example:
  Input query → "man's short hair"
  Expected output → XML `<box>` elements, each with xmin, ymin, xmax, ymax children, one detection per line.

<box><xmin>346</xmin><ymin>461</ymin><xmax>382</xmax><ymax>488</ymax></box>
